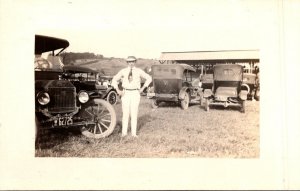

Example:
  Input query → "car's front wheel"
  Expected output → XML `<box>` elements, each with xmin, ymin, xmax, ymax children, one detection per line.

<box><xmin>106</xmin><ymin>91</ymin><xmax>118</xmax><ymax>105</ymax></box>
<box><xmin>151</xmin><ymin>99</ymin><xmax>159</xmax><ymax>109</ymax></box>
<box><xmin>205</xmin><ymin>98</ymin><xmax>210</xmax><ymax>111</ymax></box>
<box><xmin>180</xmin><ymin>91</ymin><xmax>190</xmax><ymax>110</ymax></box>
<box><xmin>81</xmin><ymin>99</ymin><xmax>116</xmax><ymax>138</ymax></box>
<box><xmin>35</xmin><ymin>116</ymin><xmax>39</xmax><ymax>145</ymax></box>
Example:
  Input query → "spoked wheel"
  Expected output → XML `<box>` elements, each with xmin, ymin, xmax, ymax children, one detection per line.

<box><xmin>180</xmin><ymin>91</ymin><xmax>190</xmax><ymax>110</ymax></box>
<box><xmin>80</xmin><ymin>99</ymin><xmax>116</xmax><ymax>138</ymax></box>
<box><xmin>255</xmin><ymin>88</ymin><xmax>260</xmax><ymax>101</ymax></box>
<box><xmin>205</xmin><ymin>98</ymin><xmax>210</xmax><ymax>112</ymax></box>
<box><xmin>199</xmin><ymin>94</ymin><xmax>204</xmax><ymax>107</ymax></box>
<box><xmin>151</xmin><ymin>99</ymin><xmax>159</xmax><ymax>109</ymax></box>
<box><xmin>240</xmin><ymin>100</ymin><xmax>246</xmax><ymax>113</ymax></box>
<box><xmin>106</xmin><ymin>91</ymin><xmax>118</xmax><ymax>105</ymax></box>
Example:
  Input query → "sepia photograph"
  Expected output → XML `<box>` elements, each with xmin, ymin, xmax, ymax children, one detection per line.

<box><xmin>0</xmin><ymin>0</ymin><xmax>299</xmax><ymax>190</ymax></box>
<box><xmin>34</xmin><ymin>36</ymin><xmax>260</xmax><ymax>158</ymax></box>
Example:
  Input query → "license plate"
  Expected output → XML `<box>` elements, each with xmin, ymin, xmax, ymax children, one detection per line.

<box><xmin>54</xmin><ymin>116</ymin><xmax>73</xmax><ymax>126</ymax></box>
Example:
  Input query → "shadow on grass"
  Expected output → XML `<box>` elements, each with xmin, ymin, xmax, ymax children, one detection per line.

<box><xmin>36</xmin><ymin>127</ymin><xmax>82</xmax><ymax>150</ymax></box>
<box><xmin>110</xmin><ymin>120</ymin><xmax>122</xmax><ymax>136</ymax></box>
<box><xmin>156</xmin><ymin>101</ymin><xmax>180</xmax><ymax>108</ymax></box>
<box><xmin>110</xmin><ymin>114</ymin><xmax>157</xmax><ymax>136</ymax></box>
<box><xmin>138</xmin><ymin>113</ymin><xmax>157</xmax><ymax>132</ymax></box>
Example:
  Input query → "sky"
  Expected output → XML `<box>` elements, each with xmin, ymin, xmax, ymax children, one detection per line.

<box><xmin>4</xmin><ymin>0</ymin><xmax>273</xmax><ymax>59</ymax></box>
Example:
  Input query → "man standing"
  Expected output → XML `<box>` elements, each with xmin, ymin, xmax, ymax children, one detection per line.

<box><xmin>111</xmin><ymin>56</ymin><xmax>152</xmax><ymax>137</ymax></box>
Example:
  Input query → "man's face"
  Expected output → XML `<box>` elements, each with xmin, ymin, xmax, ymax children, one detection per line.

<box><xmin>127</xmin><ymin>61</ymin><xmax>136</xmax><ymax>68</ymax></box>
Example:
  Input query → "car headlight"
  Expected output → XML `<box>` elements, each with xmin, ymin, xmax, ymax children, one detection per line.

<box><xmin>37</xmin><ymin>91</ymin><xmax>50</xmax><ymax>105</ymax></box>
<box><xmin>78</xmin><ymin>91</ymin><xmax>89</xmax><ymax>103</ymax></box>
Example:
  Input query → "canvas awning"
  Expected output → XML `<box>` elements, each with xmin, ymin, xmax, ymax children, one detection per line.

<box><xmin>159</xmin><ymin>50</ymin><xmax>259</xmax><ymax>61</ymax></box>
<box><xmin>35</xmin><ymin>35</ymin><xmax>69</xmax><ymax>55</ymax></box>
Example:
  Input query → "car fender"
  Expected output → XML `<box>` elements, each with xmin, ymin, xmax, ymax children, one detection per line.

<box><xmin>88</xmin><ymin>90</ymin><xmax>106</xmax><ymax>99</ymax></box>
<box><xmin>179</xmin><ymin>87</ymin><xmax>189</xmax><ymax>100</ymax></box>
<box><xmin>103</xmin><ymin>87</ymin><xmax>115</xmax><ymax>96</ymax></box>
<box><xmin>241</xmin><ymin>83</ymin><xmax>250</xmax><ymax>94</ymax></box>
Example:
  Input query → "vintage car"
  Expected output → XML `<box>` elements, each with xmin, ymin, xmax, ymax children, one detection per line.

<box><xmin>35</xmin><ymin>35</ymin><xmax>116</xmax><ymax>139</ymax></box>
<box><xmin>199</xmin><ymin>64</ymin><xmax>214</xmax><ymax>90</ymax></box>
<box><xmin>203</xmin><ymin>64</ymin><xmax>248</xmax><ymax>113</ymax></box>
<box><xmin>62</xmin><ymin>65</ymin><xmax>118</xmax><ymax>105</ymax></box>
<box><xmin>254</xmin><ymin>70</ymin><xmax>260</xmax><ymax>101</ymax></box>
<box><xmin>148</xmin><ymin>64</ymin><xmax>202</xmax><ymax>109</ymax></box>
<box><xmin>241</xmin><ymin>63</ymin><xmax>260</xmax><ymax>100</ymax></box>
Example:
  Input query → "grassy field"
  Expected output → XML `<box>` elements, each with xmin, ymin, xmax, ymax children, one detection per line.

<box><xmin>35</xmin><ymin>97</ymin><xmax>260</xmax><ymax>158</ymax></box>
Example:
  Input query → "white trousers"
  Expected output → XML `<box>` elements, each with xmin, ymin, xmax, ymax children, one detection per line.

<box><xmin>121</xmin><ymin>90</ymin><xmax>140</xmax><ymax>136</ymax></box>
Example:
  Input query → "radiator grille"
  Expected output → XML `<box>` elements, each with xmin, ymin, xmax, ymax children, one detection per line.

<box><xmin>48</xmin><ymin>87</ymin><xmax>76</xmax><ymax>113</ymax></box>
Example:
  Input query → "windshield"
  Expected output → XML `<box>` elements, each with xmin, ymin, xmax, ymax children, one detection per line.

<box><xmin>203</xmin><ymin>64</ymin><xmax>214</xmax><ymax>74</ymax></box>
<box><xmin>152</xmin><ymin>65</ymin><xmax>182</xmax><ymax>79</ymax></box>
<box><xmin>34</xmin><ymin>54</ymin><xmax>64</xmax><ymax>71</ymax></box>
<box><xmin>214</xmin><ymin>65</ymin><xmax>243</xmax><ymax>81</ymax></box>
<box><xmin>34</xmin><ymin>35</ymin><xmax>69</xmax><ymax>71</ymax></box>
<box><xmin>63</xmin><ymin>71</ymin><xmax>99</xmax><ymax>81</ymax></box>
<box><xmin>239</xmin><ymin>62</ymin><xmax>259</xmax><ymax>74</ymax></box>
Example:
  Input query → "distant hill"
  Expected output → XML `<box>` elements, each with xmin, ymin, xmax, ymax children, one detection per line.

<box><xmin>73</xmin><ymin>57</ymin><xmax>159</xmax><ymax>76</ymax></box>
<box><xmin>61</xmin><ymin>52</ymin><xmax>103</xmax><ymax>65</ymax></box>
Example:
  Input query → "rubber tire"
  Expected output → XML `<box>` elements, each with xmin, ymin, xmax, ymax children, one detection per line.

<box><xmin>151</xmin><ymin>99</ymin><xmax>159</xmax><ymax>109</ymax></box>
<box><xmin>240</xmin><ymin>100</ymin><xmax>246</xmax><ymax>113</ymax></box>
<box><xmin>205</xmin><ymin>99</ymin><xmax>210</xmax><ymax>112</ymax></box>
<box><xmin>180</xmin><ymin>91</ymin><xmax>190</xmax><ymax>110</ymax></box>
<box><xmin>255</xmin><ymin>89</ymin><xmax>260</xmax><ymax>101</ymax></box>
<box><xmin>81</xmin><ymin>99</ymin><xmax>116</xmax><ymax>139</ymax></box>
<box><xmin>106</xmin><ymin>91</ymin><xmax>118</xmax><ymax>105</ymax></box>
<box><xmin>35</xmin><ymin>116</ymin><xmax>39</xmax><ymax>146</ymax></box>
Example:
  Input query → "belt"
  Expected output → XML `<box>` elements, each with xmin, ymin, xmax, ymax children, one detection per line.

<box><xmin>125</xmin><ymin>88</ymin><xmax>139</xmax><ymax>91</ymax></box>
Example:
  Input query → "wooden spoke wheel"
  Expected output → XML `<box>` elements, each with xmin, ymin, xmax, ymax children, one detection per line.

<box><xmin>106</xmin><ymin>91</ymin><xmax>118</xmax><ymax>105</ymax></box>
<box><xmin>180</xmin><ymin>91</ymin><xmax>190</xmax><ymax>110</ymax></box>
<box><xmin>81</xmin><ymin>99</ymin><xmax>116</xmax><ymax>138</ymax></box>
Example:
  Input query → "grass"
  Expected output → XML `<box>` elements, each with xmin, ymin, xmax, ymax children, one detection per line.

<box><xmin>35</xmin><ymin>97</ymin><xmax>259</xmax><ymax>158</ymax></box>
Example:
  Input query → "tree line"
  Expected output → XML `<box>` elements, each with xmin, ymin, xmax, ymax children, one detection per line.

<box><xmin>61</xmin><ymin>52</ymin><xmax>104</xmax><ymax>65</ymax></box>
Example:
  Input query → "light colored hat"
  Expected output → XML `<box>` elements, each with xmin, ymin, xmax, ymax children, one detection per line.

<box><xmin>126</xmin><ymin>56</ymin><xmax>137</xmax><ymax>62</ymax></box>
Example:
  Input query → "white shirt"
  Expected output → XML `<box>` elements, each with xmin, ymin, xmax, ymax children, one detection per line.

<box><xmin>112</xmin><ymin>66</ymin><xmax>152</xmax><ymax>89</ymax></box>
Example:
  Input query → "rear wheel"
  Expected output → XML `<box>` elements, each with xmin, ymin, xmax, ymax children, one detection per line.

<box><xmin>180</xmin><ymin>91</ymin><xmax>190</xmax><ymax>110</ymax></box>
<box><xmin>240</xmin><ymin>100</ymin><xmax>246</xmax><ymax>113</ymax></box>
<box><xmin>81</xmin><ymin>99</ymin><xmax>116</xmax><ymax>138</ymax></box>
<box><xmin>106</xmin><ymin>91</ymin><xmax>118</xmax><ymax>105</ymax></box>
<box><xmin>199</xmin><ymin>93</ymin><xmax>204</xmax><ymax>106</ymax></box>
<box><xmin>255</xmin><ymin>88</ymin><xmax>260</xmax><ymax>101</ymax></box>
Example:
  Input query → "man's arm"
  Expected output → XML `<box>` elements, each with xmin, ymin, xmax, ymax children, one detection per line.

<box><xmin>139</xmin><ymin>69</ymin><xmax>152</xmax><ymax>93</ymax></box>
<box><xmin>111</xmin><ymin>70</ymin><xmax>124</xmax><ymax>95</ymax></box>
